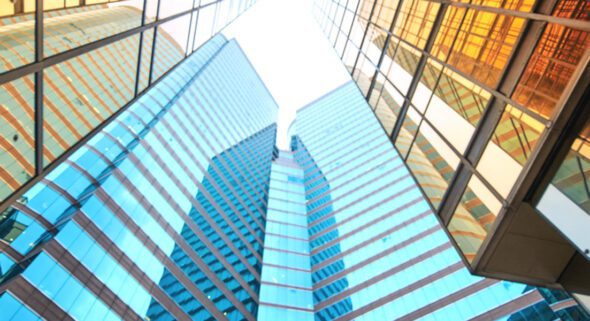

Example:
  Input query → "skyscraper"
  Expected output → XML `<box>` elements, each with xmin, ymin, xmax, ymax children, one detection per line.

<box><xmin>313</xmin><ymin>0</ymin><xmax>590</xmax><ymax>296</ymax></box>
<box><xmin>0</xmin><ymin>0</ymin><xmax>257</xmax><ymax>207</ymax></box>
<box><xmin>256</xmin><ymin>81</ymin><xmax>588</xmax><ymax>320</ymax></box>
<box><xmin>0</xmin><ymin>34</ymin><xmax>278</xmax><ymax>321</ymax></box>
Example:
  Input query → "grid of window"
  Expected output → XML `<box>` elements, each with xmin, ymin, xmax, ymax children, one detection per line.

<box><xmin>0</xmin><ymin>35</ymin><xmax>278</xmax><ymax>321</ymax></box>
<box><xmin>290</xmin><ymin>80</ymin><xmax>589</xmax><ymax>320</ymax></box>
<box><xmin>313</xmin><ymin>0</ymin><xmax>590</xmax><ymax>265</ymax></box>
<box><xmin>0</xmin><ymin>0</ymin><xmax>257</xmax><ymax>209</ymax></box>
<box><xmin>257</xmin><ymin>151</ymin><xmax>315</xmax><ymax>320</ymax></box>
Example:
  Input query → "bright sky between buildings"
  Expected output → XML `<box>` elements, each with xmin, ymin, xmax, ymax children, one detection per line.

<box><xmin>223</xmin><ymin>0</ymin><xmax>351</xmax><ymax>150</ymax></box>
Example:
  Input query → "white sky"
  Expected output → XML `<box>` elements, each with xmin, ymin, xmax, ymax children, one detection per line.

<box><xmin>223</xmin><ymin>0</ymin><xmax>351</xmax><ymax>150</ymax></box>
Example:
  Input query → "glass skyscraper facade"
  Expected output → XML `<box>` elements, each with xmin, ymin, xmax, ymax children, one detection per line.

<box><xmin>0</xmin><ymin>34</ymin><xmax>278</xmax><ymax>320</ymax></box>
<box><xmin>278</xmin><ymin>81</ymin><xmax>588</xmax><ymax>320</ymax></box>
<box><xmin>257</xmin><ymin>150</ymin><xmax>315</xmax><ymax>321</ymax></box>
<box><xmin>0</xmin><ymin>0</ymin><xmax>257</xmax><ymax>207</ymax></box>
<box><xmin>313</xmin><ymin>0</ymin><xmax>590</xmax><ymax>296</ymax></box>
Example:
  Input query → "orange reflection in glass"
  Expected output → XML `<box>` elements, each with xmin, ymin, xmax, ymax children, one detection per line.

<box><xmin>432</xmin><ymin>6</ymin><xmax>466</xmax><ymax>62</ymax></box>
<box><xmin>373</xmin><ymin>0</ymin><xmax>400</xmax><ymax>30</ymax></box>
<box><xmin>512</xmin><ymin>0</ymin><xmax>589</xmax><ymax>119</ymax></box>
<box><xmin>512</xmin><ymin>25</ymin><xmax>589</xmax><ymax>119</ymax></box>
<box><xmin>455</xmin><ymin>0</ymin><xmax>536</xmax><ymax>11</ymax></box>
<box><xmin>393</xmin><ymin>0</ymin><xmax>440</xmax><ymax>49</ymax></box>
<box><xmin>447</xmin><ymin>9</ymin><xmax>525</xmax><ymax>88</ymax></box>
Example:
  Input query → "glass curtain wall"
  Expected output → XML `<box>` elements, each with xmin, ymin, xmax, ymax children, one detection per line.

<box><xmin>313</xmin><ymin>0</ymin><xmax>589</xmax><ymax>263</ymax></box>
<box><xmin>0</xmin><ymin>0</ymin><xmax>257</xmax><ymax>207</ymax></box>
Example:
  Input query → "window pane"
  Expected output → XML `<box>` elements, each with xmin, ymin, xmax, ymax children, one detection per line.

<box><xmin>395</xmin><ymin>105</ymin><xmax>421</xmax><ymax>158</ymax></box>
<box><xmin>353</xmin><ymin>54</ymin><xmax>375</xmax><ymax>96</ymax></box>
<box><xmin>158</xmin><ymin>0</ymin><xmax>192</xmax><ymax>18</ymax></box>
<box><xmin>407</xmin><ymin>122</ymin><xmax>460</xmax><ymax>209</ymax></box>
<box><xmin>0</xmin><ymin>12</ymin><xmax>35</xmax><ymax>73</ymax></box>
<box><xmin>362</xmin><ymin>24</ymin><xmax>386</xmax><ymax>66</ymax></box>
<box><xmin>449</xmin><ymin>175</ymin><xmax>502</xmax><ymax>262</ymax></box>
<box><xmin>152</xmin><ymin>14</ymin><xmax>190</xmax><ymax>81</ymax></box>
<box><xmin>392</xmin><ymin>0</ymin><xmax>440</xmax><ymax>50</ymax></box>
<box><xmin>194</xmin><ymin>4</ymin><xmax>215</xmax><ymax>50</ymax></box>
<box><xmin>0</xmin><ymin>208</ymin><xmax>46</xmax><ymax>254</ymax></box>
<box><xmin>411</xmin><ymin>58</ymin><xmax>442</xmax><ymax>113</ymax></box>
<box><xmin>477</xmin><ymin>104</ymin><xmax>544</xmax><ymax>197</ymax></box>
<box><xmin>425</xmin><ymin>67</ymin><xmax>490</xmax><ymax>153</ymax></box>
<box><xmin>137</xmin><ymin>28</ymin><xmax>155</xmax><ymax>92</ymax></box>
<box><xmin>374</xmin><ymin>80</ymin><xmax>403</xmax><ymax>135</ymax></box>
<box><xmin>447</xmin><ymin>10</ymin><xmax>525</xmax><ymax>87</ymax></box>
<box><xmin>537</xmin><ymin>118</ymin><xmax>590</xmax><ymax>256</ymax></box>
<box><xmin>373</xmin><ymin>0</ymin><xmax>400</xmax><ymax>30</ymax></box>
<box><xmin>43</xmin><ymin>34</ymin><xmax>140</xmax><ymax>162</ymax></box>
<box><xmin>388</xmin><ymin>40</ymin><xmax>421</xmax><ymax>94</ymax></box>
<box><xmin>0</xmin><ymin>292</ymin><xmax>41</xmax><ymax>321</ymax></box>
<box><xmin>546</xmin><ymin>119</ymin><xmax>590</xmax><ymax>215</ymax></box>
<box><xmin>512</xmin><ymin>24</ymin><xmax>589</xmax><ymax>118</ymax></box>
<box><xmin>43</xmin><ymin>1</ymin><xmax>144</xmax><ymax>57</ymax></box>
<box><xmin>0</xmin><ymin>74</ymin><xmax>35</xmax><ymax>201</ymax></box>
<box><xmin>431</xmin><ymin>6</ymin><xmax>466</xmax><ymax>62</ymax></box>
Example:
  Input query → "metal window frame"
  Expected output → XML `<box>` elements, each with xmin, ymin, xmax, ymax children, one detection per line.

<box><xmin>315</xmin><ymin>0</ymin><xmax>590</xmax><ymax>275</ymax></box>
<box><xmin>0</xmin><ymin>0</ymin><xmax>255</xmax><ymax>214</ymax></box>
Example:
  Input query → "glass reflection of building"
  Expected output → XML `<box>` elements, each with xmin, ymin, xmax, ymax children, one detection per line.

<box><xmin>0</xmin><ymin>35</ymin><xmax>279</xmax><ymax>320</ymax></box>
<box><xmin>314</xmin><ymin>0</ymin><xmax>590</xmax><ymax>299</ymax></box>
<box><xmin>258</xmin><ymin>81</ymin><xmax>589</xmax><ymax>320</ymax></box>
<box><xmin>0</xmin><ymin>0</ymin><xmax>257</xmax><ymax>208</ymax></box>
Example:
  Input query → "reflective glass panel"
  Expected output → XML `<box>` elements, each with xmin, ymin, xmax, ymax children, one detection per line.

<box><xmin>446</xmin><ymin>9</ymin><xmax>525</xmax><ymax>88</ymax></box>
<box><xmin>392</xmin><ymin>0</ymin><xmax>440</xmax><ymax>49</ymax></box>
<box><xmin>547</xmin><ymin>119</ymin><xmax>590</xmax><ymax>215</ymax></box>
<box><xmin>158</xmin><ymin>0</ymin><xmax>192</xmax><ymax>18</ymax></box>
<box><xmin>43</xmin><ymin>1</ymin><xmax>144</xmax><ymax>57</ymax></box>
<box><xmin>0</xmin><ymin>10</ymin><xmax>34</xmax><ymax>73</ymax></box>
<box><xmin>512</xmin><ymin>24</ymin><xmax>589</xmax><ymax>119</ymax></box>
<box><xmin>407</xmin><ymin>121</ymin><xmax>460</xmax><ymax>209</ymax></box>
<box><xmin>152</xmin><ymin>14</ymin><xmax>190</xmax><ymax>81</ymax></box>
<box><xmin>411</xmin><ymin>58</ymin><xmax>442</xmax><ymax>113</ymax></box>
<box><xmin>424</xmin><ymin>67</ymin><xmax>490</xmax><ymax>153</ymax></box>
<box><xmin>0</xmin><ymin>292</ymin><xmax>41</xmax><ymax>321</ymax></box>
<box><xmin>0</xmin><ymin>208</ymin><xmax>45</xmax><ymax>253</ymax></box>
<box><xmin>536</xmin><ymin>118</ymin><xmax>590</xmax><ymax>258</ymax></box>
<box><xmin>0</xmin><ymin>74</ymin><xmax>35</xmax><ymax>201</ymax></box>
<box><xmin>373</xmin><ymin>79</ymin><xmax>403</xmax><ymax>135</ymax></box>
<box><xmin>449</xmin><ymin>175</ymin><xmax>502</xmax><ymax>262</ymax></box>
<box><xmin>137</xmin><ymin>28</ymin><xmax>154</xmax><ymax>92</ymax></box>
<box><xmin>477</xmin><ymin>104</ymin><xmax>544</xmax><ymax>197</ymax></box>
<box><xmin>43</xmin><ymin>34</ymin><xmax>140</xmax><ymax>163</ymax></box>
<box><xmin>373</xmin><ymin>0</ymin><xmax>399</xmax><ymax>30</ymax></box>
<box><xmin>395</xmin><ymin>105</ymin><xmax>421</xmax><ymax>158</ymax></box>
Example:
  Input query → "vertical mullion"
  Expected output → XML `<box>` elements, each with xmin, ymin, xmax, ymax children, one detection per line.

<box><xmin>389</xmin><ymin>3</ymin><xmax>448</xmax><ymax>143</ymax></box>
<box><xmin>185</xmin><ymin>0</ymin><xmax>199</xmax><ymax>57</ymax></box>
<box><xmin>212</xmin><ymin>1</ymin><xmax>220</xmax><ymax>36</ymax></box>
<box><xmin>148</xmin><ymin>0</ymin><xmax>162</xmax><ymax>86</ymax></box>
<box><xmin>351</xmin><ymin>0</ymin><xmax>379</xmax><ymax>73</ymax></box>
<box><xmin>190</xmin><ymin>0</ymin><xmax>202</xmax><ymax>53</ymax></box>
<box><xmin>134</xmin><ymin>0</ymin><xmax>150</xmax><ymax>97</ymax></box>
<box><xmin>341</xmin><ymin>0</ymin><xmax>362</xmax><ymax>60</ymax></box>
<box><xmin>34</xmin><ymin>0</ymin><xmax>44</xmax><ymax>175</ymax></box>
<box><xmin>333</xmin><ymin>0</ymin><xmax>350</xmax><ymax>47</ymax></box>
